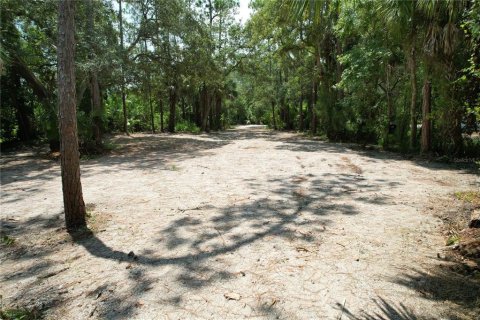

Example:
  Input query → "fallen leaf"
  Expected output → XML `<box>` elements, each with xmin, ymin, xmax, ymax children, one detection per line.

<box><xmin>224</xmin><ymin>292</ymin><xmax>241</xmax><ymax>301</ymax></box>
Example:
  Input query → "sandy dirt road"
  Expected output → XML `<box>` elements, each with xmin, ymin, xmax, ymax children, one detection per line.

<box><xmin>1</xmin><ymin>125</ymin><xmax>479</xmax><ymax>319</ymax></box>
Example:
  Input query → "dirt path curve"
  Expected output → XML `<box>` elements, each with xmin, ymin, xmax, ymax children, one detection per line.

<box><xmin>1</xmin><ymin>125</ymin><xmax>479</xmax><ymax>319</ymax></box>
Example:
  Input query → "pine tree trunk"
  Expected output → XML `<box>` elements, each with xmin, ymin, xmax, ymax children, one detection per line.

<box><xmin>310</xmin><ymin>80</ymin><xmax>317</xmax><ymax>135</ymax></box>
<box><xmin>11</xmin><ymin>68</ymin><xmax>33</xmax><ymax>141</ymax></box>
<box><xmin>299</xmin><ymin>94</ymin><xmax>304</xmax><ymax>131</ymax></box>
<box><xmin>118</xmin><ymin>0</ymin><xmax>128</xmax><ymax>135</ymax></box>
<box><xmin>201</xmin><ymin>87</ymin><xmax>212</xmax><ymax>132</ymax></box>
<box><xmin>181</xmin><ymin>97</ymin><xmax>186</xmax><ymax>121</ymax></box>
<box><xmin>168</xmin><ymin>86</ymin><xmax>176</xmax><ymax>133</ymax></box>
<box><xmin>421</xmin><ymin>79</ymin><xmax>431</xmax><ymax>153</ymax></box>
<box><xmin>159</xmin><ymin>97</ymin><xmax>164</xmax><ymax>132</ymax></box>
<box><xmin>214</xmin><ymin>94</ymin><xmax>222</xmax><ymax>130</ymax></box>
<box><xmin>384</xmin><ymin>63</ymin><xmax>393</xmax><ymax>148</ymax></box>
<box><xmin>90</xmin><ymin>72</ymin><xmax>102</xmax><ymax>147</ymax></box>
<box><xmin>409</xmin><ymin>48</ymin><xmax>417</xmax><ymax>149</ymax></box>
<box><xmin>271</xmin><ymin>100</ymin><xmax>277</xmax><ymax>130</ymax></box>
<box><xmin>87</xmin><ymin>0</ymin><xmax>102</xmax><ymax>147</ymax></box>
<box><xmin>58</xmin><ymin>0</ymin><xmax>86</xmax><ymax>231</ymax></box>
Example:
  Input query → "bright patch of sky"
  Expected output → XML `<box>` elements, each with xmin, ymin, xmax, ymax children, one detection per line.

<box><xmin>236</xmin><ymin>0</ymin><xmax>252</xmax><ymax>25</ymax></box>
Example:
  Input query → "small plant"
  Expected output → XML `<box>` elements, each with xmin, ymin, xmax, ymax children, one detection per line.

<box><xmin>103</xmin><ymin>141</ymin><xmax>119</xmax><ymax>151</ymax></box>
<box><xmin>446</xmin><ymin>234</ymin><xmax>460</xmax><ymax>246</ymax></box>
<box><xmin>454</xmin><ymin>191</ymin><xmax>480</xmax><ymax>206</ymax></box>
<box><xmin>0</xmin><ymin>307</ymin><xmax>39</xmax><ymax>320</ymax></box>
<box><xmin>168</xmin><ymin>164</ymin><xmax>180</xmax><ymax>171</ymax></box>
<box><xmin>1</xmin><ymin>234</ymin><xmax>15</xmax><ymax>246</ymax></box>
<box><xmin>175</xmin><ymin>121</ymin><xmax>200</xmax><ymax>133</ymax></box>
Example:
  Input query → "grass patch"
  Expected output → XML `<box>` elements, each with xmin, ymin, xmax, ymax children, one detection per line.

<box><xmin>0</xmin><ymin>307</ymin><xmax>40</xmax><ymax>320</ymax></box>
<box><xmin>168</xmin><ymin>164</ymin><xmax>180</xmax><ymax>171</ymax></box>
<box><xmin>454</xmin><ymin>191</ymin><xmax>480</xmax><ymax>206</ymax></box>
<box><xmin>1</xmin><ymin>234</ymin><xmax>15</xmax><ymax>246</ymax></box>
<box><xmin>103</xmin><ymin>141</ymin><xmax>120</xmax><ymax>151</ymax></box>
<box><xmin>446</xmin><ymin>234</ymin><xmax>460</xmax><ymax>246</ymax></box>
<box><xmin>175</xmin><ymin>121</ymin><xmax>200</xmax><ymax>133</ymax></box>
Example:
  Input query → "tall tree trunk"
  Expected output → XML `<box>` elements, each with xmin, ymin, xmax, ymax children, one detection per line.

<box><xmin>11</xmin><ymin>68</ymin><xmax>33</xmax><ymax>141</ymax></box>
<box><xmin>214</xmin><ymin>93</ymin><xmax>222</xmax><ymax>130</ymax></box>
<box><xmin>142</xmin><ymin>40</ymin><xmax>155</xmax><ymax>134</ymax></box>
<box><xmin>168</xmin><ymin>86</ymin><xmax>176</xmax><ymax>133</ymax></box>
<box><xmin>201</xmin><ymin>86</ymin><xmax>212</xmax><ymax>132</ymax></box>
<box><xmin>90</xmin><ymin>72</ymin><xmax>102</xmax><ymax>146</ymax></box>
<box><xmin>421</xmin><ymin>79</ymin><xmax>431</xmax><ymax>153</ymax></box>
<box><xmin>149</xmin><ymin>87</ymin><xmax>155</xmax><ymax>133</ymax></box>
<box><xmin>118</xmin><ymin>0</ymin><xmax>128</xmax><ymax>135</ymax></box>
<box><xmin>310</xmin><ymin>80</ymin><xmax>317</xmax><ymax>135</ymax></box>
<box><xmin>299</xmin><ymin>93</ymin><xmax>304</xmax><ymax>131</ymax></box>
<box><xmin>87</xmin><ymin>0</ymin><xmax>102</xmax><ymax>147</ymax></box>
<box><xmin>181</xmin><ymin>97</ymin><xmax>186</xmax><ymax>121</ymax></box>
<box><xmin>384</xmin><ymin>63</ymin><xmax>393</xmax><ymax>148</ymax></box>
<box><xmin>149</xmin><ymin>90</ymin><xmax>155</xmax><ymax>133</ymax></box>
<box><xmin>194</xmin><ymin>94</ymin><xmax>201</xmax><ymax>127</ymax></box>
<box><xmin>409</xmin><ymin>47</ymin><xmax>418</xmax><ymax>149</ymax></box>
<box><xmin>271</xmin><ymin>100</ymin><xmax>277</xmax><ymax>130</ymax></box>
<box><xmin>57</xmin><ymin>0</ymin><xmax>86</xmax><ymax>231</ymax></box>
<box><xmin>208</xmin><ymin>99</ymin><xmax>213</xmax><ymax>132</ymax></box>
<box><xmin>159</xmin><ymin>96</ymin><xmax>164</xmax><ymax>132</ymax></box>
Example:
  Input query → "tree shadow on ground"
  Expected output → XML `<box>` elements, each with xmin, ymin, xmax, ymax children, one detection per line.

<box><xmin>63</xmin><ymin>172</ymin><xmax>401</xmax><ymax>318</ymax></box>
<box><xmin>2</xmin><ymin>126</ymin><xmax>478</xmax><ymax>318</ymax></box>
<box><xmin>393</xmin><ymin>265</ymin><xmax>480</xmax><ymax>318</ymax></box>
<box><xmin>2</xmin><ymin>164</ymin><xmax>410</xmax><ymax>318</ymax></box>
<box><xmin>336</xmin><ymin>263</ymin><xmax>480</xmax><ymax>319</ymax></box>
<box><xmin>81</xmin><ymin>134</ymin><xmax>231</xmax><ymax>175</ymax></box>
<box><xmin>273</xmin><ymin>134</ymin><xmax>478</xmax><ymax>175</ymax></box>
<box><xmin>336</xmin><ymin>270</ymin><xmax>480</xmax><ymax>320</ymax></box>
<box><xmin>336</xmin><ymin>297</ymin><xmax>428</xmax><ymax>320</ymax></box>
<box><xmin>0</xmin><ymin>133</ymin><xmax>231</xmax><ymax>205</ymax></box>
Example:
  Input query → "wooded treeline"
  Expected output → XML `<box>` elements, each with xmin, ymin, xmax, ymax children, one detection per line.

<box><xmin>1</xmin><ymin>0</ymin><xmax>479</xmax><ymax>156</ymax></box>
<box><xmin>241</xmin><ymin>0</ymin><xmax>480</xmax><ymax>155</ymax></box>
<box><xmin>1</xmin><ymin>0</ymin><xmax>243</xmax><ymax>151</ymax></box>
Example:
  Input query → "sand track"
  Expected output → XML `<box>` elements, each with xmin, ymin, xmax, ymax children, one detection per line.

<box><xmin>1</xmin><ymin>125</ymin><xmax>479</xmax><ymax>319</ymax></box>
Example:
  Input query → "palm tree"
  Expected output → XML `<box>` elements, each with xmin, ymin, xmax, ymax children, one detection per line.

<box><xmin>418</xmin><ymin>0</ymin><xmax>467</xmax><ymax>154</ymax></box>
<box><xmin>378</xmin><ymin>0</ymin><xmax>420</xmax><ymax>149</ymax></box>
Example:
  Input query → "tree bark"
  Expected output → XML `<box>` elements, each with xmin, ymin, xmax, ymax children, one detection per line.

<box><xmin>57</xmin><ymin>0</ymin><xmax>86</xmax><ymax>231</ymax></box>
<box><xmin>90</xmin><ymin>72</ymin><xmax>102</xmax><ymax>146</ymax></box>
<box><xmin>409</xmin><ymin>47</ymin><xmax>418</xmax><ymax>149</ymax></box>
<box><xmin>118</xmin><ymin>0</ymin><xmax>128</xmax><ymax>135</ymax></box>
<box><xmin>201</xmin><ymin>86</ymin><xmax>212</xmax><ymax>132</ymax></box>
<box><xmin>310</xmin><ymin>79</ymin><xmax>317</xmax><ymax>135</ymax></box>
<box><xmin>11</xmin><ymin>68</ymin><xmax>33</xmax><ymax>141</ymax></box>
<box><xmin>214</xmin><ymin>93</ymin><xmax>222</xmax><ymax>130</ymax></box>
<box><xmin>299</xmin><ymin>93</ymin><xmax>304</xmax><ymax>131</ymax></box>
<box><xmin>143</xmin><ymin>40</ymin><xmax>155</xmax><ymax>134</ymax></box>
<box><xmin>271</xmin><ymin>100</ymin><xmax>277</xmax><ymax>130</ymax></box>
<box><xmin>181</xmin><ymin>97</ymin><xmax>186</xmax><ymax>121</ymax></box>
<box><xmin>159</xmin><ymin>96</ymin><xmax>164</xmax><ymax>132</ymax></box>
<box><xmin>87</xmin><ymin>0</ymin><xmax>102</xmax><ymax>147</ymax></box>
<box><xmin>420</xmin><ymin>79</ymin><xmax>431</xmax><ymax>153</ymax></box>
<box><xmin>384</xmin><ymin>63</ymin><xmax>393</xmax><ymax>148</ymax></box>
<box><xmin>168</xmin><ymin>86</ymin><xmax>176</xmax><ymax>133</ymax></box>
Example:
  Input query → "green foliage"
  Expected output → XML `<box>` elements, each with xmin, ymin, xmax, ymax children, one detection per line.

<box><xmin>454</xmin><ymin>191</ymin><xmax>480</xmax><ymax>206</ymax></box>
<box><xmin>1</xmin><ymin>0</ymin><xmax>479</xmax><ymax>157</ymax></box>
<box><xmin>0</xmin><ymin>308</ymin><xmax>39</xmax><ymax>320</ymax></box>
<box><xmin>1</xmin><ymin>234</ymin><xmax>15</xmax><ymax>246</ymax></box>
<box><xmin>446</xmin><ymin>234</ymin><xmax>460</xmax><ymax>246</ymax></box>
<box><xmin>175</xmin><ymin>121</ymin><xmax>200</xmax><ymax>133</ymax></box>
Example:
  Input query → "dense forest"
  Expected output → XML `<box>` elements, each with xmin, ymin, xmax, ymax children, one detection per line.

<box><xmin>1</xmin><ymin>0</ymin><xmax>479</xmax><ymax>156</ymax></box>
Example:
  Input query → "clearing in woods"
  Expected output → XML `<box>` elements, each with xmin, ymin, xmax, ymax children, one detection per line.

<box><xmin>1</xmin><ymin>125</ymin><xmax>479</xmax><ymax>319</ymax></box>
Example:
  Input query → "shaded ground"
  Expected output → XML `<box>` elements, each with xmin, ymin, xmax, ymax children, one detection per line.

<box><xmin>1</xmin><ymin>125</ymin><xmax>479</xmax><ymax>319</ymax></box>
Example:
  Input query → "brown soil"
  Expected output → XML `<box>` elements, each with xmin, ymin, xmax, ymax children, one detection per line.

<box><xmin>1</xmin><ymin>125</ymin><xmax>479</xmax><ymax>319</ymax></box>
